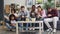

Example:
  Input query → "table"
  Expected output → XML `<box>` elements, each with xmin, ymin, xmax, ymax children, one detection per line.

<box><xmin>16</xmin><ymin>21</ymin><xmax>43</xmax><ymax>34</ymax></box>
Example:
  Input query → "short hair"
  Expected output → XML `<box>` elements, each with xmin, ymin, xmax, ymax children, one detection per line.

<box><xmin>21</xmin><ymin>6</ymin><xmax>25</xmax><ymax>9</ymax></box>
<box><xmin>47</xmin><ymin>7</ymin><xmax>52</xmax><ymax>10</ymax></box>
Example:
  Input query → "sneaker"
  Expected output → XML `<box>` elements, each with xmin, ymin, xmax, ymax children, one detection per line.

<box><xmin>53</xmin><ymin>29</ymin><xmax>56</xmax><ymax>32</ymax></box>
<box><xmin>29</xmin><ymin>28</ymin><xmax>32</xmax><ymax>30</ymax></box>
<box><xmin>32</xmin><ymin>28</ymin><xmax>35</xmax><ymax>30</ymax></box>
<box><xmin>46</xmin><ymin>28</ymin><xmax>52</xmax><ymax>32</ymax></box>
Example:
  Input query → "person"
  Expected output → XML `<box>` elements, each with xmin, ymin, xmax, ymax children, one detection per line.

<box><xmin>18</xmin><ymin>6</ymin><xmax>29</xmax><ymax>20</ymax></box>
<box><xmin>44</xmin><ymin>8</ymin><xmax>59</xmax><ymax>32</ymax></box>
<box><xmin>29</xmin><ymin>5</ymin><xmax>37</xmax><ymax>30</ymax></box>
<box><xmin>36</xmin><ymin>6</ymin><xmax>46</xmax><ymax>20</ymax></box>
<box><xmin>9</xmin><ymin>14</ymin><xmax>17</xmax><ymax>29</ymax></box>
<box><xmin>18</xmin><ymin>6</ymin><xmax>29</xmax><ymax>30</ymax></box>
<box><xmin>30</xmin><ymin>5</ymin><xmax>37</xmax><ymax>18</ymax></box>
<box><xmin>4</xmin><ymin>9</ymin><xmax>19</xmax><ymax>31</ymax></box>
<box><xmin>4</xmin><ymin>9</ymin><xmax>18</xmax><ymax>20</ymax></box>
<box><xmin>34</xmin><ymin>6</ymin><xmax>46</xmax><ymax>27</ymax></box>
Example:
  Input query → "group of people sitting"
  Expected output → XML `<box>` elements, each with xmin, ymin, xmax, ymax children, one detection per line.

<box><xmin>4</xmin><ymin>5</ymin><xmax>59</xmax><ymax>32</ymax></box>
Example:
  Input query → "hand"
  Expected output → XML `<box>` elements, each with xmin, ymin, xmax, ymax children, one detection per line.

<box><xmin>22</xmin><ymin>16</ymin><xmax>24</xmax><ymax>18</ymax></box>
<box><xmin>37</xmin><ymin>15</ymin><xmax>41</xmax><ymax>18</ymax></box>
<box><xmin>32</xmin><ymin>13</ymin><xmax>34</xmax><ymax>15</ymax></box>
<box><xmin>48</xmin><ymin>14</ymin><xmax>52</xmax><ymax>17</ymax></box>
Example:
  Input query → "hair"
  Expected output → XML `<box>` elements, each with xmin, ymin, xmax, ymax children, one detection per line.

<box><xmin>21</xmin><ymin>6</ymin><xmax>25</xmax><ymax>9</ymax></box>
<box><xmin>31</xmin><ymin>5</ymin><xmax>36</xmax><ymax>12</ymax></box>
<box><xmin>37</xmin><ymin>6</ymin><xmax>41</xmax><ymax>8</ymax></box>
<box><xmin>47</xmin><ymin>7</ymin><xmax>52</xmax><ymax>10</ymax></box>
<box><xmin>37</xmin><ymin>6</ymin><xmax>43</xmax><ymax>11</ymax></box>
<box><xmin>9</xmin><ymin>14</ymin><xmax>16</xmax><ymax>21</ymax></box>
<box><xmin>52</xmin><ymin>8</ymin><xmax>57</xmax><ymax>12</ymax></box>
<box><xmin>32</xmin><ymin>5</ymin><xmax>35</xmax><ymax>8</ymax></box>
<box><xmin>11</xmin><ymin>9</ymin><xmax>16</xmax><ymax>13</ymax></box>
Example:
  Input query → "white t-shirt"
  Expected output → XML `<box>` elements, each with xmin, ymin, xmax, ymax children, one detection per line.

<box><xmin>11</xmin><ymin>20</ymin><xmax>16</xmax><ymax>24</ymax></box>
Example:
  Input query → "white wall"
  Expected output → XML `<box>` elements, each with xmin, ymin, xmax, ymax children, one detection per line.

<box><xmin>4</xmin><ymin>0</ymin><xmax>26</xmax><ymax>7</ymax></box>
<box><xmin>4</xmin><ymin>0</ymin><xmax>48</xmax><ymax>8</ymax></box>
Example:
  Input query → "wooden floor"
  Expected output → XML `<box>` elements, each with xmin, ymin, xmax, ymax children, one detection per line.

<box><xmin>0</xmin><ymin>26</ymin><xmax>60</xmax><ymax>34</ymax></box>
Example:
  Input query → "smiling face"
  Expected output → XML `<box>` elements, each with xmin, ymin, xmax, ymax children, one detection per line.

<box><xmin>21</xmin><ymin>6</ymin><xmax>25</xmax><ymax>11</ymax></box>
<box><xmin>11</xmin><ymin>16</ymin><xmax>15</xmax><ymax>20</ymax></box>
<box><xmin>37</xmin><ymin>7</ymin><xmax>42</xmax><ymax>12</ymax></box>
<box><xmin>32</xmin><ymin>5</ymin><xmax>35</xmax><ymax>11</ymax></box>
<box><xmin>21</xmin><ymin>8</ymin><xmax>25</xmax><ymax>11</ymax></box>
<box><xmin>11</xmin><ymin>10</ymin><xmax>15</xmax><ymax>14</ymax></box>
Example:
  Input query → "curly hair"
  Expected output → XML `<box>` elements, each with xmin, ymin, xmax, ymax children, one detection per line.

<box><xmin>9</xmin><ymin>14</ymin><xmax>16</xmax><ymax>21</ymax></box>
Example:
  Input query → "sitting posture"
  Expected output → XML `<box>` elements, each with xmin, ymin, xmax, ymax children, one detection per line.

<box><xmin>44</xmin><ymin>8</ymin><xmax>59</xmax><ymax>32</ymax></box>
<box><xmin>9</xmin><ymin>14</ymin><xmax>17</xmax><ymax>30</ymax></box>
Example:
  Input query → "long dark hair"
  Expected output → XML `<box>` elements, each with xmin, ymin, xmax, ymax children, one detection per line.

<box><xmin>31</xmin><ymin>5</ymin><xmax>36</xmax><ymax>12</ymax></box>
<box><xmin>37</xmin><ymin>6</ymin><xmax>43</xmax><ymax>12</ymax></box>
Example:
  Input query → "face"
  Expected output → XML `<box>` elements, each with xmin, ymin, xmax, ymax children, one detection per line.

<box><xmin>38</xmin><ymin>8</ymin><xmax>41</xmax><ymax>11</ymax></box>
<box><xmin>11</xmin><ymin>16</ymin><xmax>14</xmax><ymax>20</ymax></box>
<box><xmin>32</xmin><ymin>6</ymin><xmax>35</xmax><ymax>10</ymax></box>
<box><xmin>11</xmin><ymin>10</ymin><xmax>14</xmax><ymax>14</ymax></box>
<box><xmin>21</xmin><ymin>8</ymin><xmax>25</xmax><ymax>11</ymax></box>
<box><xmin>48</xmin><ymin>8</ymin><xmax>52</xmax><ymax>12</ymax></box>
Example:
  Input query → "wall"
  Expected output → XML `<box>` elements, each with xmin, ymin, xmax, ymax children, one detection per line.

<box><xmin>4</xmin><ymin>0</ymin><xmax>26</xmax><ymax>7</ymax></box>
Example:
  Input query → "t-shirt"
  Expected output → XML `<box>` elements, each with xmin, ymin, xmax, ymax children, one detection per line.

<box><xmin>47</xmin><ymin>9</ymin><xmax>58</xmax><ymax>18</ymax></box>
<box><xmin>11</xmin><ymin>20</ymin><xmax>16</xmax><ymax>24</ymax></box>
<box><xmin>30</xmin><ymin>11</ymin><xmax>37</xmax><ymax>18</ymax></box>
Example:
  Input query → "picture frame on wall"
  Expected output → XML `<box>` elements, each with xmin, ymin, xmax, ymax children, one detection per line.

<box><xmin>56</xmin><ymin>0</ymin><xmax>60</xmax><ymax>10</ymax></box>
<box><xmin>26</xmin><ymin>0</ymin><xmax>33</xmax><ymax>7</ymax></box>
<box><xmin>36</xmin><ymin>0</ymin><xmax>43</xmax><ymax>4</ymax></box>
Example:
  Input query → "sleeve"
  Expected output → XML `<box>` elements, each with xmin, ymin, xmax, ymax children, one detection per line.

<box><xmin>18</xmin><ymin>12</ymin><xmax>21</xmax><ymax>17</ymax></box>
<box><xmin>26</xmin><ymin>11</ymin><xmax>30</xmax><ymax>18</ymax></box>
<box><xmin>42</xmin><ymin>10</ymin><xmax>47</xmax><ymax>18</ymax></box>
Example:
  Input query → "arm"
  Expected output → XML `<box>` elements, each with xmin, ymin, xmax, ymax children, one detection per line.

<box><xmin>4</xmin><ymin>15</ymin><xmax>9</xmax><ymax>20</ymax></box>
<box><xmin>42</xmin><ymin>10</ymin><xmax>47</xmax><ymax>18</ymax></box>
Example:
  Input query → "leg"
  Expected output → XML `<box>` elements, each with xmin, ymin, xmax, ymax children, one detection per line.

<box><xmin>6</xmin><ymin>23</ymin><xmax>12</xmax><ymax>29</ymax></box>
<box><xmin>53</xmin><ymin>17</ymin><xmax>59</xmax><ymax>32</ymax></box>
<box><xmin>44</xmin><ymin>18</ymin><xmax>53</xmax><ymax>31</ymax></box>
<box><xmin>44</xmin><ymin>18</ymin><xmax>53</xmax><ymax>28</ymax></box>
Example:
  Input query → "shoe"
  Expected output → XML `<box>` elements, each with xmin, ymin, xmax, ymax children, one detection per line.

<box><xmin>29</xmin><ymin>28</ymin><xmax>32</xmax><ymax>30</ymax></box>
<box><xmin>53</xmin><ymin>29</ymin><xmax>56</xmax><ymax>32</ymax></box>
<box><xmin>9</xmin><ymin>29</ymin><xmax>12</xmax><ymax>31</ymax></box>
<box><xmin>46</xmin><ymin>28</ymin><xmax>52</xmax><ymax>32</ymax></box>
<box><xmin>32</xmin><ymin>28</ymin><xmax>35</xmax><ymax>30</ymax></box>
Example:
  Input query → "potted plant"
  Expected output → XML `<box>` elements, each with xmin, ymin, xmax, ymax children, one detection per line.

<box><xmin>43</xmin><ymin>0</ymin><xmax>55</xmax><ymax>10</ymax></box>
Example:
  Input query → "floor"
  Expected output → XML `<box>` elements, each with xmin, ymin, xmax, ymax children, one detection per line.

<box><xmin>0</xmin><ymin>26</ymin><xmax>60</xmax><ymax>34</ymax></box>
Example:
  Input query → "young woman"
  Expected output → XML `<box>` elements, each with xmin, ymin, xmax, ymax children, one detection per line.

<box><xmin>36</xmin><ymin>6</ymin><xmax>46</xmax><ymax>20</ymax></box>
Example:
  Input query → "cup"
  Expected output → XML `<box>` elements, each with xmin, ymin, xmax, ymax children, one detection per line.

<box><xmin>31</xmin><ymin>18</ymin><xmax>36</xmax><ymax>21</ymax></box>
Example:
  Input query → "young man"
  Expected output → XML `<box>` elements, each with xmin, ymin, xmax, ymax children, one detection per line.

<box><xmin>44</xmin><ymin>8</ymin><xmax>59</xmax><ymax>32</ymax></box>
<box><xmin>18</xmin><ymin>6</ymin><xmax>29</xmax><ymax>30</ymax></box>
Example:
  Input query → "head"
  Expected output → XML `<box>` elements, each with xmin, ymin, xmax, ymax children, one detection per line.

<box><xmin>21</xmin><ymin>6</ymin><xmax>25</xmax><ymax>11</ymax></box>
<box><xmin>9</xmin><ymin>14</ymin><xmax>16</xmax><ymax>20</ymax></box>
<box><xmin>37</xmin><ymin>6</ymin><xmax>42</xmax><ymax>11</ymax></box>
<box><xmin>11</xmin><ymin>9</ymin><xmax>16</xmax><ymax>14</ymax></box>
<box><xmin>48</xmin><ymin>7</ymin><xmax>52</xmax><ymax>12</ymax></box>
<box><xmin>31</xmin><ymin>5</ymin><xmax>36</xmax><ymax>11</ymax></box>
<box><xmin>51</xmin><ymin>8</ymin><xmax>57</xmax><ymax>12</ymax></box>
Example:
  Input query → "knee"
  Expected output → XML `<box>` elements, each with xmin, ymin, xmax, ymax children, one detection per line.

<box><xmin>53</xmin><ymin>17</ymin><xmax>59</xmax><ymax>21</ymax></box>
<box><xmin>44</xmin><ymin>19</ymin><xmax>48</xmax><ymax>22</ymax></box>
